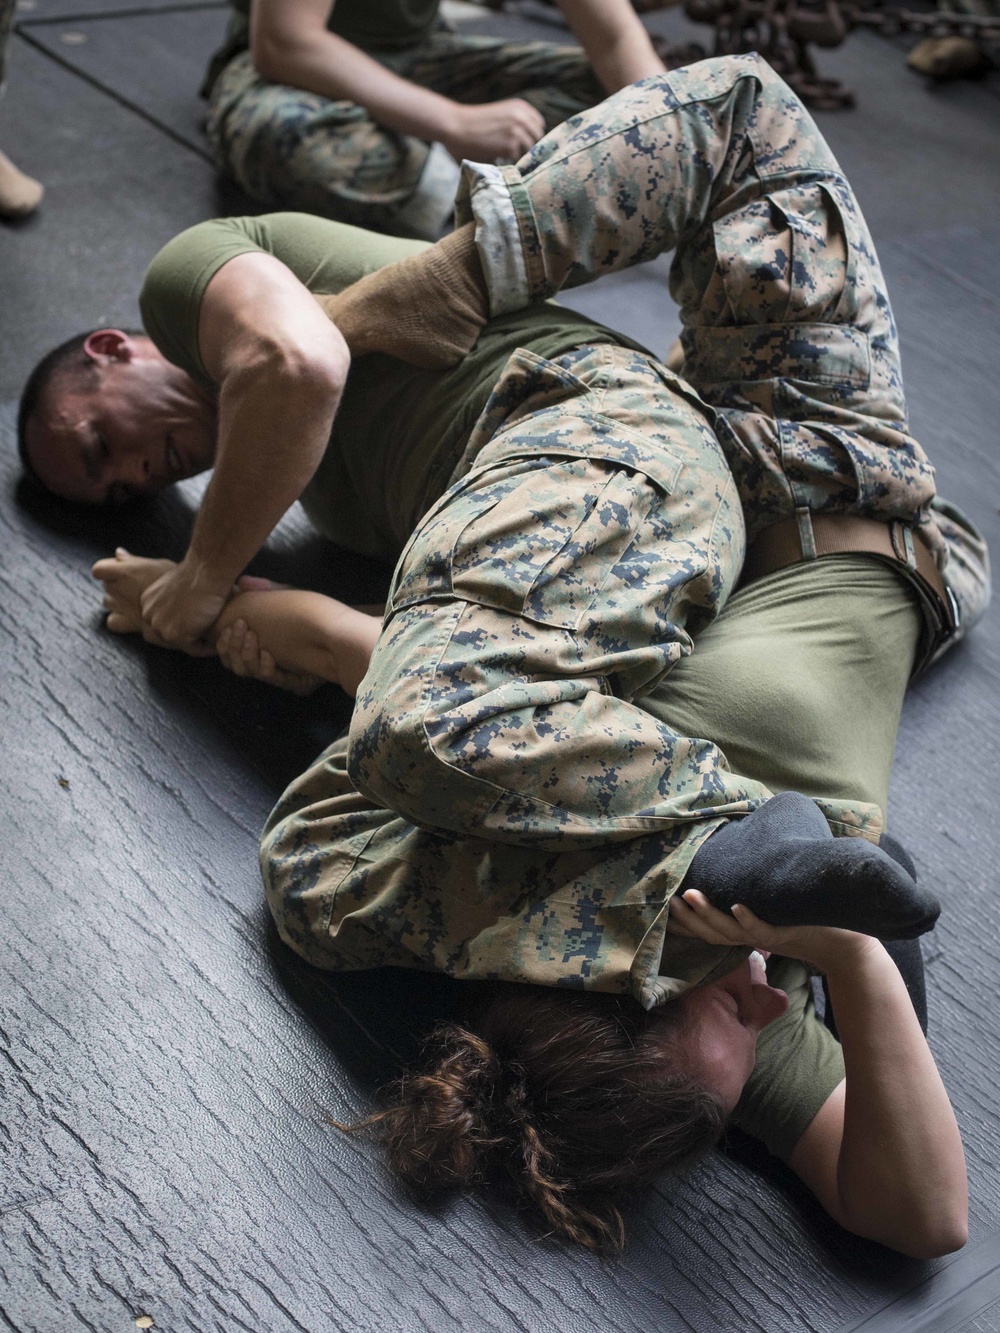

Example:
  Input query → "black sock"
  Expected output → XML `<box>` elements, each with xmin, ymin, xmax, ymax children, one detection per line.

<box><xmin>684</xmin><ymin>792</ymin><xmax>940</xmax><ymax>939</ymax></box>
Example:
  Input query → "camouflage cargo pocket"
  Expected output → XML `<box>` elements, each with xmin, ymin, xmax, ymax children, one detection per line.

<box><xmin>469</xmin><ymin>457</ymin><xmax>681</xmax><ymax>630</ymax></box>
<box><xmin>390</xmin><ymin>401</ymin><xmax>685</xmax><ymax>632</ymax></box>
<box><xmin>705</xmin><ymin>183</ymin><xmax>871</xmax><ymax>387</ymax></box>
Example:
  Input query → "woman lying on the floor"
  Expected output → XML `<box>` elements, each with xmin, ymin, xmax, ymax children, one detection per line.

<box><xmin>96</xmin><ymin>547</ymin><xmax>968</xmax><ymax>1259</ymax></box>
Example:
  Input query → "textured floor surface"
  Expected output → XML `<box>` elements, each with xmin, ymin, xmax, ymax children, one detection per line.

<box><xmin>1</xmin><ymin>4</ymin><xmax>999</xmax><ymax>1332</ymax></box>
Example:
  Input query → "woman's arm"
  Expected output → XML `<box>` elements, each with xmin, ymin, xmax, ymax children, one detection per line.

<box><xmin>668</xmin><ymin>890</ymin><xmax>968</xmax><ymax>1258</ymax></box>
<box><xmin>93</xmin><ymin>552</ymin><xmax>382</xmax><ymax>697</ymax></box>
<box><xmin>213</xmin><ymin>587</ymin><xmax>381</xmax><ymax>696</ymax></box>
<box><xmin>250</xmin><ymin>0</ymin><xmax>545</xmax><ymax>163</ymax></box>
<box><xmin>789</xmin><ymin>937</ymin><xmax>967</xmax><ymax>1258</ymax></box>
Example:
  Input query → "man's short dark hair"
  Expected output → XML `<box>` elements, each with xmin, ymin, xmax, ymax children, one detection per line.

<box><xmin>16</xmin><ymin>331</ymin><xmax>100</xmax><ymax>484</ymax></box>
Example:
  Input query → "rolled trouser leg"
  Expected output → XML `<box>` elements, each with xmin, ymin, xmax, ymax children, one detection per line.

<box><xmin>457</xmin><ymin>53</ymin><xmax>841</xmax><ymax>313</ymax></box>
<box><xmin>458</xmin><ymin>54</ymin><xmax>942</xmax><ymax>572</ymax></box>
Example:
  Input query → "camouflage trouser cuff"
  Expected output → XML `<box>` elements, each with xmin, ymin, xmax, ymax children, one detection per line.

<box><xmin>456</xmin><ymin>160</ymin><xmax>541</xmax><ymax>316</ymax></box>
<box><xmin>396</xmin><ymin>142</ymin><xmax>462</xmax><ymax>242</ymax></box>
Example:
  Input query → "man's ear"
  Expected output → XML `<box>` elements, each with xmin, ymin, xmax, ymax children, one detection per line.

<box><xmin>83</xmin><ymin>329</ymin><xmax>134</xmax><ymax>364</ymax></box>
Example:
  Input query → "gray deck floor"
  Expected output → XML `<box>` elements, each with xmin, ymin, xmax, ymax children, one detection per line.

<box><xmin>2</xmin><ymin>5</ymin><xmax>999</xmax><ymax>1331</ymax></box>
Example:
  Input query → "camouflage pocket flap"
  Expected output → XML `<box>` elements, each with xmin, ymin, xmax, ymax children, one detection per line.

<box><xmin>683</xmin><ymin>322</ymin><xmax>871</xmax><ymax>389</ymax></box>
<box><xmin>473</xmin><ymin>406</ymin><xmax>685</xmax><ymax>496</ymax></box>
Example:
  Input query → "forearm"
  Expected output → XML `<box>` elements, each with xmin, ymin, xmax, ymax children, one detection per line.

<box><xmin>214</xmin><ymin>590</ymin><xmax>382</xmax><ymax>695</ymax></box>
<box><xmin>252</xmin><ymin>23</ymin><xmax>458</xmax><ymax>142</ymax></box>
<box><xmin>184</xmin><ymin>351</ymin><xmax>343</xmax><ymax>596</ymax></box>
<box><xmin>557</xmin><ymin>0</ymin><xmax>666</xmax><ymax>92</ymax></box>
<box><xmin>825</xmin><ymin>940</ymin><xmax>967</xmax><ymax>1256</ymax></box>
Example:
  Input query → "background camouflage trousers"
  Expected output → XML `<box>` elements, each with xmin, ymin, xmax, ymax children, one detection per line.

<box><xmin>206</xmin><ymin>31</ymin><xmax>601</xmax><ymax>240</ymax></box>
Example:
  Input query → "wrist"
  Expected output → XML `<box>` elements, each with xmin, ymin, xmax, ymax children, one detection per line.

<box><xmin>178</xmin><ymin>550</ymin><xmax>237</xmax><ymax>598</ymax></box>
<box><xmin>813</xmin><ymin>933</ymin><xmax>887</xmax><ymax>977</ymax></box>
<box><xmin>437</xmin><ymin>99</ymin><xmax>466</xmax><ymax>157</ymax></box>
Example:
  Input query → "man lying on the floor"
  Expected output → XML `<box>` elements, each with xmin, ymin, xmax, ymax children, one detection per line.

<box><xmin>14</xmin><ymin>205</ymin><xmax>986</xmax><ymax>672</ymax></box>
<box><xmin>16</xmin><ymin>212</ymin><xmax>656</xmax><ymax>655</ymax></box>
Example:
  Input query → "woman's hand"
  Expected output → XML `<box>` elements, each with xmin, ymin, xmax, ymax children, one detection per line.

<box><xmin>216</xmin><ymin>613</ymin><xmax>324</xmax><ymax>696</ymax></box>
<box><xmin>667</xmin><ymin>888</ymin><xmax>877</xmax><ymax>974</ymax></box>
<box><xmin>93</xmin><ymin>549</ymin><xmax>218</xmax><ymax>650</ymax></box>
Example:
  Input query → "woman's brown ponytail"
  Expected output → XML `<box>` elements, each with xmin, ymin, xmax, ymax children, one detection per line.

<box><xmin>347</xmin><ymin>984</ymin><xmax>725</xmax><ymax>1252</ymax></box>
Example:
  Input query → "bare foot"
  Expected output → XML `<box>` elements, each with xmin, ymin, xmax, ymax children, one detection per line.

<box><xmin>0</xmin><ymin>147</ymin><xmax>43</xmax><ymax>219</ymax></box>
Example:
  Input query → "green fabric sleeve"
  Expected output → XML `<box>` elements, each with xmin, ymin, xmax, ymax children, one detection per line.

<box><xmin>139</xmin><ymin>217</ymin><xmax>261</xmax><ymax>385</ymax></box>
<box><xmin>139</xmin><ymin>213</ymin><xmax>427</xmax><ymax>385</ymax></box>
<box><xmin>730</xmin><ymin>956</ymin><xmax>845</xmax><ymax>1160</ymax></box>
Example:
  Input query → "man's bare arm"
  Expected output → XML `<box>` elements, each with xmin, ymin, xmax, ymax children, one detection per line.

<box><xmin>96</xmin><ymin>551</ymin><xmax>381</xmax><ymax>696</ymax></box>
<box><xmin>140</xmin><ymin>251</ymin><xmax>349</xmax><ymax>648</ymax></box>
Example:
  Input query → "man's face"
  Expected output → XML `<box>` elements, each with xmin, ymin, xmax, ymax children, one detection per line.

<box><xmin>25</xmin><ymin>331</ymin><xmax>218</xmax><ymax>504</ymax></box>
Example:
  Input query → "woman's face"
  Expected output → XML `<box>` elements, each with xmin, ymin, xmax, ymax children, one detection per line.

<box><xmin>669</xmin><ymin>954</ymin><xmax>790</xmax><ymax>1112</ymax></box>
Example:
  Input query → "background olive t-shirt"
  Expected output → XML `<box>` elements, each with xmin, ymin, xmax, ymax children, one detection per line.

<box><xmin>139</xmin><ymin>213</ymin><xmax>643</xmax><ymax>563</ymax></box>
<box><xmin>204</xmin><ymin>0</ymin><xmax>442</xmax><ymax>96</ymax></box>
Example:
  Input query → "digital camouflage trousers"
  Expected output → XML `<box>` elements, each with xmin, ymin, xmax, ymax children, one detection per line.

<box><xmin>206</xmin><ymin>30</ymin><xmax>602</xmax><ymax>241</ymax></box>
<box><xmin>456</xmin><ymin>55</ymin><xmax>990</xmax><ymax>597</ymax></box>
<box><xmin>262</xmin><ymin>56</ymin><xmax>989</xmax><ymax>1005</ymax></box>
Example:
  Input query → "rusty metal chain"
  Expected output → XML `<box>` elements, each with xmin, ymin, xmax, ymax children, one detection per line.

<box><xmin>850</xmin><ymin>6</ymin><xmax>1000</xmax><ymax>36</ymax></box>
<box><xmin>486</xmin><ymin>0</ymin><xmax>998</xmax><ymax>108</ymax></box>
<box><xmin>665</xmin><ymin>0</ymin><xmax>1000</xmax><ymax>106</ymax></box>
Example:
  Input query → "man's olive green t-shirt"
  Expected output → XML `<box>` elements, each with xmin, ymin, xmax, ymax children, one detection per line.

<box><xmin>139</xmin><ymin>213</ymin><xmax>643</xmax><ymax>564</ymax></box>
<box><xmin>224</xmin><ymin>0</ymin><xmax>439</xmax><ymax>55</ymax></box>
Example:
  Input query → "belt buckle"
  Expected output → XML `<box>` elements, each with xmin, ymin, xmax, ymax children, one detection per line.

<box><xmin>891</xmin><ymin>521</ymin><xmax>917</xmax><ymax>570</ymax></box>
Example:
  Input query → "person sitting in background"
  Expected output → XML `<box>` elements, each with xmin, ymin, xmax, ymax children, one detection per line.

<box><xmin>0</xmin><ymin>0</ymin><xmax>43</xmax><ymax>219</ymax></box>
<box><xmin>201</xmin><ymin>0</ymin><xmax>666</xmax><ymax>239</ymax></box>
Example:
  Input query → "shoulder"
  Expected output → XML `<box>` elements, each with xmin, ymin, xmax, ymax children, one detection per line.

<box><xmin>140</xmin><ymin>218</ymin><xmax>267</xmax><ymax>380</ymax></box>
